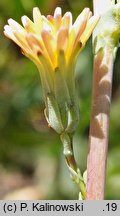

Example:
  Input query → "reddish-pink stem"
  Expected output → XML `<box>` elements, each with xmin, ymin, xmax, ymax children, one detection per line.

<box><xmin>86</xmin><ymin>48</ymin><xmax>114</xmax><ymax>199</ymax></box>
<box><xmin>86</xmin><ymin>0</ymin><xmax>114</xmax><ymax>200</ymax></box>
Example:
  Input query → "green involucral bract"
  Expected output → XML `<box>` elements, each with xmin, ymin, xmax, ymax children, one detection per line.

<box><xmin>42</xmin><ymin>64</ymin><xmax>79</xmax><ymax>135</ymax></box>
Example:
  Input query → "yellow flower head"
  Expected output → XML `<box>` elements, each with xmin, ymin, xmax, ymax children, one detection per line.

<box><xmin>4</xmin><ymin>7</ymin><xmax>99</xmax><ymax>134</ymax></box>
<box><xmin>4</xmin><ymin>7</ymin><xmax>99</xmax><ymax>69</ymax></box>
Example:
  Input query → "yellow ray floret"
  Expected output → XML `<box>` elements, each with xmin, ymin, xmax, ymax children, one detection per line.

<box><xmin>4</xmin><ymin>7</ymin><xmax>99</xmax><ymax>69</ymax></box>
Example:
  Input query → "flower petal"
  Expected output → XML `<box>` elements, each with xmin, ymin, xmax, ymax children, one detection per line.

<box><xmin>14</xmin><ymin>31</ymin><xmax>29</xmax><ymax>50</ymax></box>
<box><xmin>47</xmin><ymin>15</ymin><xmax>54</xmax><ymax>23</ymax></box>
<box><xmin>26</xmin><ymin>33</ymin><xmax>43</xmax><ymax>53</ymax></box>
<box><xmin>66</xmin><ymin>8</ymin><xmax>91</xmax><ymax>61</ymax></box>
<box><xmin>72</xmin><ymin>8</ymin><xmax>90</xmax><ymax>42</ymax></box>
<box><xmin>21</xmin><ymin>16</ymin><xmax>35</xmax><ymax>32</ymax></box>
<box><xmin>54</xmin><ymin>7</ymin><xmax>62</xmax><ymax>18</ymax></box>
<box><xmin>57</xmin><ymin>27</ymin><xmax>68</xmax><ymax>52</ymax></box>
<box><xmin>33</xmin><ymin>7</ymin><xmax>42</xmax><ymax>24</ymax></box>
<box><xmin>4</xmin><ymin>25</ymin><xmax>28</xmax><ymax>51</ymax></box>
<box><xmin>7</xmin><ymin>18</ymin><xmax>26</xmax><ymax>36</ymax></box>
<box><xmin>80</xmin><ymin>15</ymin><xmax>100</xmax><ymax>45</ymax></box>
<box><xmin>33</xmin><ymin>7</ymin><xmax>42</xmax><ymax>34</ymax></box>
<box><xmin>4</xmin><ymin>25</ymin><xmax>18</xmax><ymax>43</ymax></box>
<box><xmin>62</xmin><ymin>12</ymin><xmax>72</xmax><ymax>31</ymax></box>
<box><xmin>53</xmin><ymin>7</ymin><xmax>62</xmax><ymax>31</ymax></box>
<box><xmin>7</xmin><ymin>18</ymin><xmax>29</xmax><ymax>48</ymax></box>
<box><xmin>41</xmin><ymin>30</ymin><xmax>56</xmax><ymax>65</ymax></box>
<box><xmin>41</xmin><ymin>15</ymin><xmax>52</xmax><ymax>32</ymax></box>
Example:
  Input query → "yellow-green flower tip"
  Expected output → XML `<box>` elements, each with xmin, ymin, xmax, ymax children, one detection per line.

<box><xmin>4</xmin><ymin>7</ymin><xmax>99</xmax><ymax>68</ymax></box>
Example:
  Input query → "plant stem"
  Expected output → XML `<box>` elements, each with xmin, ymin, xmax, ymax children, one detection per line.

<box><xmin>86</xmin><ymin>46</ymin><xmax>114</xmax><ymax>199</ymax></box>
<box><xmin>86</xmin><ymin>0</ymin><xmax>115</xmax><ymax>200</ymax></box>
<box><xmin>60</xmin><ymin>132</ymin><xmax>86</xmax><ymax>200</ymax></box>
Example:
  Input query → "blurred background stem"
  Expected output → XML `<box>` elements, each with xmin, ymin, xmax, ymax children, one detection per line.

<box><xmin>86</xmin><ymin>0</ymin><xmax>114</xmax><ymax>200</ymax></box>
